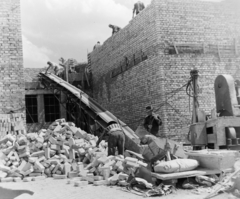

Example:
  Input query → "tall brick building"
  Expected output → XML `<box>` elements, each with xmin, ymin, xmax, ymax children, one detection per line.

<box><xmin>89</xmin><ymin>0</ymin><xmax>240</xmax><ymax>142</ymax></box>
<box><xmin>0</xmin><ymin>0</ymin><xmax>25</xmax><ymax>114</ymax></box>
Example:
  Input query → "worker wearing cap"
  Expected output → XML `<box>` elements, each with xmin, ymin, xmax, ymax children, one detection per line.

<box><xmin>106</xmin><ymin>122</ymin><xmax>125</xmax><ymax>156</ymax></box>
<box><xmin>143</xmin><ymin>105</ymin><xmax>162</xmax><ymax>136</ymax></box>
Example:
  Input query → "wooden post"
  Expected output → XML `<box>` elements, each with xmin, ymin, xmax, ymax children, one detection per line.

<box><xmin>191</xmin><ymin>69</ymin><xmax>199</xmax><ymax>123</ymax></box>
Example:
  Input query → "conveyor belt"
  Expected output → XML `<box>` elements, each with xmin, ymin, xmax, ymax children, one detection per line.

<box><xmin>39</xmin><ymin>72</ymin><xmax>141</xmax><ymax>153</ymax></box>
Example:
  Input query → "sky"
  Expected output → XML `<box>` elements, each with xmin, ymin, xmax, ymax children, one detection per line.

<box><xmin>21</xmin><ymin>0</ymin><xmax>152</xmax><ymax>68</ymax></box>
<box><xmin>21</xmin><ymin>0</ymin><xmax>223</xmax><ymax>68</ymax></box>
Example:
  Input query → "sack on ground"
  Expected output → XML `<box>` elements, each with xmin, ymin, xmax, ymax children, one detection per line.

<box><xmin>154</xmin><ymin>159</ymin><xmax>199</xmax><ymax>173</ymax></box>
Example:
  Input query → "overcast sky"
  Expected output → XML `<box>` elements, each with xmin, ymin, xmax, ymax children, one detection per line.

<box><xmin>21</xmin><ymin>0</ymin><xmax>223</xmax><ymax>68</ymax></box>
<box><xmin>21</xmin><ymin>0</ymin><xmax>152</xmax><ymax>68</ymax></box>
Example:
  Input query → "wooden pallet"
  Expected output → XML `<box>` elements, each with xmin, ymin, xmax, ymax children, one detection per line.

<box><xmin>151</xmin><ymin>167</ymin><xmax>221</xmax><ymax>181</ymax></box>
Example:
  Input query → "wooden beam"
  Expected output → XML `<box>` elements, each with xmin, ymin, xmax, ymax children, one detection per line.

<box><xmin>173</xmin><ymin>42</ymin><xmax>179</xmax><ymax>54</ymax></box>
<box><xmin>151</xmin><ymin>168</ymin><xmax>221</xmax><ymax>180</ymax></box>
<box><xmin>25</xmin><ymin>89</ymin><xmax>53</xmax><ymax>95</ymax></box>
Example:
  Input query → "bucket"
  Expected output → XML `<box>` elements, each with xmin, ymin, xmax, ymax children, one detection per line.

<box><xmin>102</xmin><ymin>167</ymin><xmax>110</xmax><ymax>180</ymax></box>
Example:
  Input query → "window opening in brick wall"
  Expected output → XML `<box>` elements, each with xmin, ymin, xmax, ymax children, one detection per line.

<box><xmin>25</xmin><ymin>95</ymin><xmax>38</xmax><ymax>123</ymax></box>
<box><xmin>44</xmin><ymin>94</ymin><xmax>60</xmax><ymax>122</ymax></box>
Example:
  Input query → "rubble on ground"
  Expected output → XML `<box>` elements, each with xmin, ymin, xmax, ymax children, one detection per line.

<box><xmin>0</xmin><ymin>118</ymin><xmax>240</xmax><ymax>198</ymax></box>
<box><xmin>0</xmin><ymin>119</ymin><xmax>148</xmax><ymax>188</ymax></box>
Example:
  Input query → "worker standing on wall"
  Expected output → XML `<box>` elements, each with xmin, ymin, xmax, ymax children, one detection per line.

<box><xmin>143</xmin><ymin>105</ymin><xmax>162</xmax><ymax>136</ymax></box>
<box><xmin>133</xmin><ymin>1</ymin><xmax>145</xmax><ymax>18</ymax></box>
<box><xmin>93</xmin><ymin>41</ymin><xmax>101</xmax><ymax>50</ymax></box>
<box><xmin>106</xmin><ymin>122</ymin><xmax>125</xmax><ymax>156</ymax></box>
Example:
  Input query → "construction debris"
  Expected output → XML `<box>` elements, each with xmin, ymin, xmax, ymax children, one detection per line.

<box><xmin>0</xmin><ymin>119</ymin><xmax>147</xmax><ymax>188</ymax></box>
<box><xmin>0</xmin><ymin>117</ymin><xmax>239</xmax><ymax>199</ymax></box>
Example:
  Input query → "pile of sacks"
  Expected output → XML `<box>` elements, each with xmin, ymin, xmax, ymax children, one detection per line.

<box><xmin>0</xmin><ymin>118</ymin><xmax>148</xmax><ymax>185</ymax></box>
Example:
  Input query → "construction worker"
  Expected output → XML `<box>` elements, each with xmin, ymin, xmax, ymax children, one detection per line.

<box><xmin>106</xmin><ymin>122</ymin><xmax>125</xmax><ymax>156</ymax></box>
<box><xmin>93</xmin><ymin>41</ymin><xmax>101</xmax><ymax>50</ymax></box>
<box><xmin>45</xmin><ymin>61</ymin><xmax>64</xmax><ymax>77</ymax></box>
<box><xmin>133</xmin><ymin>1</ymin><xmax>145</xmax><ymax>18</ymax></box>
<box><xmin>143</xmin><ymin>105</ymin><xmax>162</xmax><ymax>136</ymax></box>
<box><xmin>109</xmin><ymin>24</ymin><xmax>121</xmax><ymax>36</ymax></box>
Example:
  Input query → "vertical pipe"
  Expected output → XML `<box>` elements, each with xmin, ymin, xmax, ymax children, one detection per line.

<box><xmin>191</xmin><ymin>69</ymin><xmax>199</xmax><ymax>123</ymax></box>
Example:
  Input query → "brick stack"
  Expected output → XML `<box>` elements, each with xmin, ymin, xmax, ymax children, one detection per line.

<box><xmin>89</xmin><ymin>0</ymin><xmax>240</xmax><ymax>142</ymax></box>
<box><xmin>0</xmin><ymin>0</ymin><xmax>25</xmax><ymax>116</ymax></box>
<box><xmin>0</xmin><ymin>118</ymin><xmax>151</xmax><ymax>186</ymax></box>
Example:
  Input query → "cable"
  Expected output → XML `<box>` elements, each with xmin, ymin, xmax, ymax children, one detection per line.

<box><xmin>126</xmin><ymin>82</ymin><xmax>189</xmax><ymax>126</ymax></box>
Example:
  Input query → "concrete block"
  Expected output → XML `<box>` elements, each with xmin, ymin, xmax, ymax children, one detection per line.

<box><xmin>125</xmin><ymin>157</ymin><xmax>138</xmax><ymax>163</ymax></box>
<box><xmin>126</xmin><ymin>161</ymin><xmax>139</xmax><ymax>168</ymax></box>
<box><xmin>0</xmin><ymin>165</ymin><xmax>10</xmax><ymax>172</ymax></box>
<box><xmin>29</xmin><ymin>157</ymin><xmax>38</xmax><ymax>164</ymax></box>
<box><xmin>118</xmin><ymin>173</ymin><xmax>128</xmax><ymax>180</ymax></box>
<box><xmin>21</xmin><ymin>162</ymin><xmax>32</xmax><ymax>172</ymax></box>
<box><xmin>23</xmin><ymin>177</ymin><xmax>32</xmax><ymax>182</ymax></box>
<box><xmin>63</xmin><ymin>162</ymin><xmax>71</xmax><ymax>176</ymax></box>
<box><xmin>119</xmin><ymin>180</ymin><xmax>128</xmax><ymax>186</ymax></box>
<box><xmin>0</xmin><ymin>171</ymin><xmax>7</xmax><ymax>178</ymax></box>
<box><xmin>31</xmin><ymin>151</ymin><xmax>44</xmax><ymax>157</ymax></box>
<box><xmin>53</xmin><ymin>174</ymin><xmax>67</xmax><ymax>179</ymax></box>
<box><xmin>98</xmin><ymin>156</ymin><xmax>108</xmax><ymax>164</ymax></box>
<box><xmin>93</xmin><ymin>176</ymin><xmax>103</xmax><ymax>181</ymax></box>
<box><xmin>93</xmin><ymin>180</ymin><xmax>108</xmax><ymax>186</ymax></box>
<box><xmin>34</xmin><ymin>161</ymin><xmax>45</xmax><ymax>172</ymax></box>
<box><xmin>13</xmin><ymin>177</ymin><xmax>22</xmax><ymax>182</ymax></box>
<box><xmin>68</xmin><ymin>172</ymin><xmax>78</xmax><ymax>178</ymax></box>
<box><xmin>45</xmin><ymin>147</ymin><xmax>50</xmax><ymax>159</ymax></box>
<box><xmin>52</xmin><ymin>164</ymin><xmax>60</xmax><ymax>174</ymax></box>
<box><xmin>1</xmin><ymin>177</ymin><xmax>13</xmax><ymax>182</ymax></box>
<box><xmin>29</xmin><ymin>172</ymin><xmax>42</xmax><ymax>177</ymax></box>
<box><xmin>74</xmin><ymin>181</ymin><xmax>89</xmax><ymax>186</ymax></box>
<box><xmin>32</xmin><ymin>176</ymin><xmax>46</xmax><ymax>181</ymax></box>
<box><xmin>38</xmin><ymin>156</ymin><xmax>46</xmax><ymax>162</ymax></box>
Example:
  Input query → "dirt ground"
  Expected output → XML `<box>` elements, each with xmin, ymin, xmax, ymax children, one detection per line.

<box><xmin>0</xmin><ymin>178</ymin><xmax>231</xmax><ymax>199</ymax></box>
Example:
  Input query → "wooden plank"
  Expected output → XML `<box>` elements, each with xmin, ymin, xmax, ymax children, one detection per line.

<box><xmin>151</xmin><ymin>168</ymin><xmax>221</xmax><ymax>181</ymax></box>
<box><xmin>173</xmin><ymin>42</ymin><xmax>179</xmax><ymax>54</ymax></box>
<box><xmin>206</xmin><ymin>119</ymin><xmax>218</xmax><ymax>128</ymax></box>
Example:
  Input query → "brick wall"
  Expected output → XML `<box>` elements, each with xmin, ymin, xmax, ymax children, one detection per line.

<box><xmin>0</xmin><ymin>0</ymin><xmax>25</xmax><ymax>114</ymax></box>
<box><xmin>90</xmin><ymin>0</ymin><xmax>240</xmax><ymax>142</ymax></box>
<box><xmin>24</xmin><ymin>68</ymin><xmax>46</xmax><ymax>83</ymax></box>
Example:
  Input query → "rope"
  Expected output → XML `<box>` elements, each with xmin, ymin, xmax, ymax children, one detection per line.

<box><xmin>126</xmin><ymin>82</ymin><xmax>189</xmax><ymax>126</ymax></box>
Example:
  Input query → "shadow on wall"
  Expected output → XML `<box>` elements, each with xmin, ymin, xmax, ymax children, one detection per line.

<box><xmin>0</xmin><ymin>186</ymin><xmax>34</xmax><ymax>199</ymax></box>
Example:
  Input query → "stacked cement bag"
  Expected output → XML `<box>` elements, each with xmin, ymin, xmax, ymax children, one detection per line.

<box><xmin>154</xmin><ymin>159</ymin><xmax>199</xmax><ymax>173</ymax></box>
